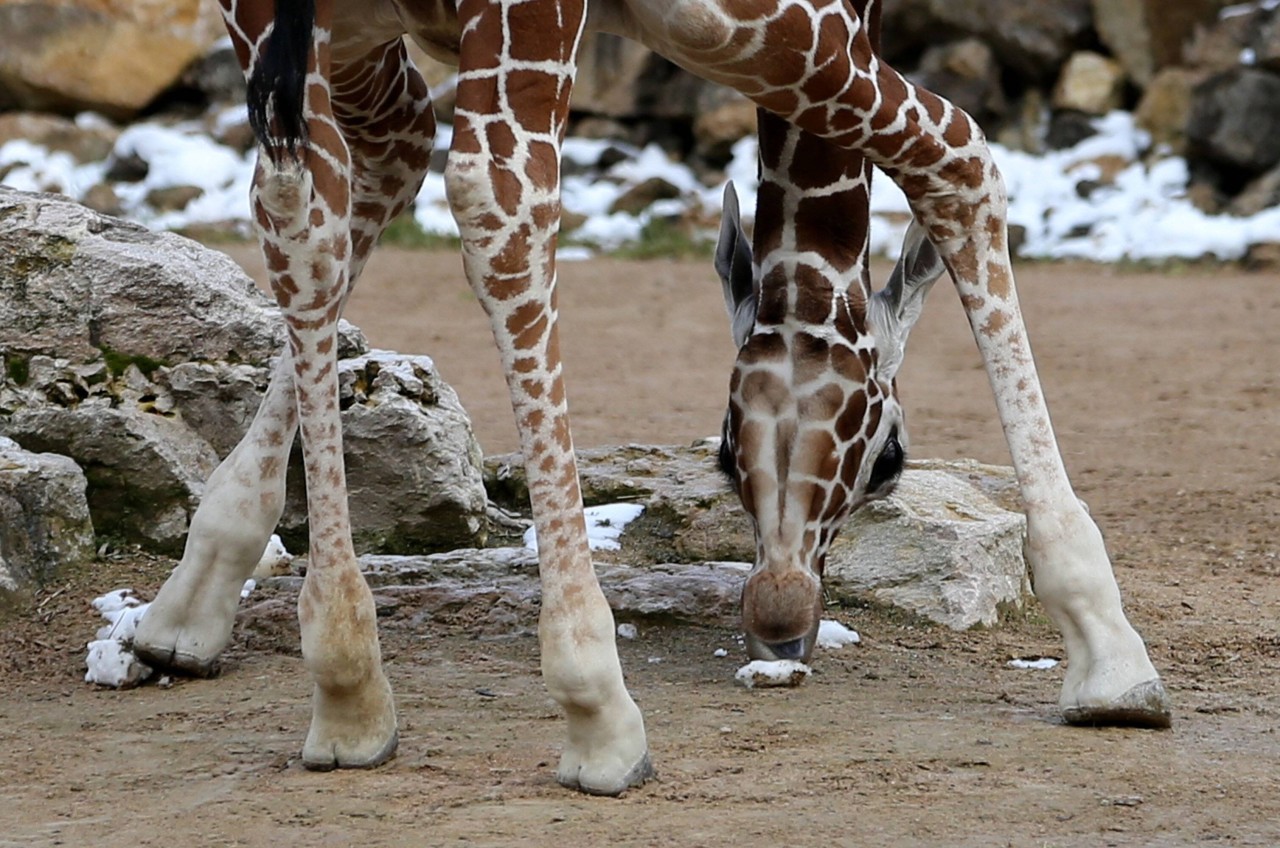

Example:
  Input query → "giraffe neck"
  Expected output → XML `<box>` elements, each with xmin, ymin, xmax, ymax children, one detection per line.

<box><xmin>749</xmin><ymin>0</ymin><xmax>881</xmax><ymax>332</ymax></box>
<box><xmin>751</xmin><ymin>110</ymin><xmax>874</xmax><ymax>332</ymax></box>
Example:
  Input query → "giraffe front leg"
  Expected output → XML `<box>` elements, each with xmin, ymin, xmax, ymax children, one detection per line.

<box><xmin>908</xmin><ymin>129</ymin><xmax>1170</xmax><ymax>727</ymax></box>
<box><xmin>446</xmin><ymin>0</ymin><xmax>651</xmax><ymax>795</ymax></box>
<box><xmin>133</xmin><ymin>352</ymin><xmax>297</xmax><ymax>675</ymax></box>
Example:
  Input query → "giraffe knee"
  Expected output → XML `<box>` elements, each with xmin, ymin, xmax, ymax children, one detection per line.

<box><xmin>254</xmin><ymin>155</ymin><xmax>314</xmax><ymax>229</ymax></box>
<box><xmin>442</xmin><ymin>155</ymin><xmax>495</xmax><ymax>233</ymax></box>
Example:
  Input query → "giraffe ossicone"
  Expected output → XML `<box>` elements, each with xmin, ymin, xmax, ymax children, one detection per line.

<box><xmin>128</xmin><ymin>0</ymin><xmax>1169</xmax><ymax>797</ymax></box>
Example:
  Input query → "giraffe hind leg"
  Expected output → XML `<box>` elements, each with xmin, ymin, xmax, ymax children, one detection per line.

<box><xmin>448</xmin><ymin>0</ymin><xmax>651</xmax><ymax>794</ymax></box>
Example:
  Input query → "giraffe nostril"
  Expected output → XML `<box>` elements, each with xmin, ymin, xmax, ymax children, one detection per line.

<box><xmin>765</xmin><ymin>637</ymin><xmax>808</xmax><ymax>661</ymax></box>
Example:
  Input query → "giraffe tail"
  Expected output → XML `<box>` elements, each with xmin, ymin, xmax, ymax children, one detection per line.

<box><xmin>246</xmin><ymin>0</ymin><xmax>316</xmax><ymax>163</ymax></box>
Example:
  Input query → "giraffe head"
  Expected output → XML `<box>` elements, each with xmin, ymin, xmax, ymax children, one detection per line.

<box><xmin>714</xmin><ymin>183</ymin><xmax>946</xmax><ymax>663</ymax></box>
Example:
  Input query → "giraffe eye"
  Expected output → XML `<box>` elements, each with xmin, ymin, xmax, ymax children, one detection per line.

<box><xmin>867</xmin><ymin>428</ymin><xmax>904</xmax><ymax>494</ymax></box>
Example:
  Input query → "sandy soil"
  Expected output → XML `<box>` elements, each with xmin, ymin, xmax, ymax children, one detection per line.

<box><xmin>2</xmin><ymin>249</ymin><xmax>1278</xmax><ymax>847</ymax></box>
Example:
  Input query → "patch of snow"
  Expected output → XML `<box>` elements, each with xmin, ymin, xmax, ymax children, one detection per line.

<box><xmin>4</xmin><ymin>106</ymin><xmax>1279</xmax><ymax>264</ymax></box>
<box><xmin>735</xmin><ymin>659</ymin><xmax>811</xmax><ymax>689</ymax></box>
<box><xmin>817</xmin><ymin>619</ymin><xmax>861</xmax><ymax>649</ymax></box>
<box><xmin>523</xmin><ymin>503</ymin><xmax>645</xmax><ymax>552</ymax></box>
<box><xmin>85</xmin><ymin>638</ymin><xmax>153</xmax><ymax>689</ymax></box>
<box><xmin>253</xmin><ymin>533</ymin><xmax>293</xmax><ymax>579</ymax></box>
<box><xmin>1007</xmin><ymin>657</ymin><xmax>1060</xmax><ymax>670</ymax></box>
<box><xmin>713</xmin><ymin>648</ymin><xmax>729</xmax><ymax>658</ymax></box>
<box><xmin>1221</xmin><ymin>0</ymin><xmax>1280</xmax><ymax>20</ymax></box>
<box><xmin>557</xmin><ymin>245</ymin><xmax>595</xmax><ymax>262</ymax></box>
<box><xmin>85</xmin><ymin>588</ymin><xmax>153</xmax><ymax>688</ymax></box>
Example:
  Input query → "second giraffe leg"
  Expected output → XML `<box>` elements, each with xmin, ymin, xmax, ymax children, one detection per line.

<box><xmin>447</xmin><ymin>0</ymin><xmax>652</xmax><ymax>795</ymax></box>
<box><xmin>873</xmin><ymin>97</ymin><xmax>1170</xmax><ymax>726</ymax></box>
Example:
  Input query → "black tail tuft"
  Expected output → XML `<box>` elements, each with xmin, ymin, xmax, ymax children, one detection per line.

<box><xmin>246</xmin><ymin>0</ymin><xmax>316</xmax><ymax>162</ymax></box>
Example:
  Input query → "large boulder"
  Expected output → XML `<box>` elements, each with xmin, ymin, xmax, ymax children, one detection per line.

<box><xmin>882</xmin><ymin>0</ymin><xmax>1095</xmax><ymax>83</ymax></box>
<box><xmin>0</xmin><ymin>435</ymin><xmax>95</xmax><ymax>595</ymax></box>
<box><xmin>0</xmin><ymin>187</ymin><xmax>284</xmax><ymax>367</ymax></box>
<box><xmin>277</xmin><ymin>352</ymin><xmax>489</xmax><ymax>555</ymax></box>
<box><xmin>824</xmin><ymin>459</ymin><xmax>1029</xmax><ymax>629</ymax></box>
<box><xmin>1091</xmin><ymin>0</ymin><xmax>1223</xmax><ymax>88</ymax></box>
<box><xmin>3</xmin><ymin>391</ymin><xmax>219</xmax><ymax>554</ymax></box>
<box><xmin>1187</xmin><ymin>69</ymin><xmax>1280</xmax><ymax>175</ymax></box>
<box><xmin>0</xmin><ymin>188</ymin><xmax>489</xmax><ymax>557</ymax></box>
<box><xmin>0</xmin><ymin>0</ymin><xmax>226</xmax><ymax>118</ymax></box>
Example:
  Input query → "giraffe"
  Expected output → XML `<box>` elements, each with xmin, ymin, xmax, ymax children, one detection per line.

<box><xmin>128</xmin><ymin>0</ymin><xmax>1172</xmax><ymax>797</ymax></box>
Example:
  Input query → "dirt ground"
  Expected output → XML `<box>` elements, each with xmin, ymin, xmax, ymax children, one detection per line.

<box><xmin>2</xmin><ymin>249</ymin><xmax>1278</xmax><ymax>847</ymax></box>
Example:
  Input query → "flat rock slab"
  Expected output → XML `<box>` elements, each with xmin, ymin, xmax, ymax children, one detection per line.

<box><xmin>247</xmin><ymin>551</ymin><xmax>748</xmax><ymax>641</ymax></box>
<box><xmin>486</xmin><ymin>444</ymin><xmax>1032</xmax><ymax>630</ymax></box>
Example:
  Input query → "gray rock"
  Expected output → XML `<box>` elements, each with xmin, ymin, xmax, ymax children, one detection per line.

<box><xmin>0</xmin><ymin>436</ymin><xmax>95</xmax><ymax>595</ymax></box>
<box><xmin>1187</xmin><ymin>69</ymin><xmax>1280</xmax><ymax>174</ymax></box>
<box><xmin>155</xmin><ymin>362</ymin><xmax>269</xmax><ymax>456</ymax></box>
<box><xmin>1092</xmin><ymin>0</ymin><xmax>1221</xmax><ymax>88</ymax></box>
<box><xmin>911</xmin><ymin>39</ymin><xmax>1008</xmax><ymax>128</ymax></box>
<box><xmin>0</xmin><ymin>187</ymin><xmax>368</xmax><ymax>370</ymax></box>
<box><xmin>258</xmin><ymin>550</ymin><xmax>747</xmax><ymax>634</ymax></box>
<box><xmin>278</xmin><ymin>352</ymin><xmax>489</xmax><ymax>556</ymax></box>
<box><xmin>882</xmin><ymin>0</ymin><xmax>1094</xmax><ymax>83</ymax></box>
<box><xmin>486</xmin><ymin>441</ymin><xmax>752</xmax><ymax>564</ymax></box>
<box><xmin>4</xmin><ymin>401</ymin><xmax>219</xmax><ymax>555</ymax></box>
<box><xmin>825</xmin><ymin>459</ymin><xmax>1031</xmax><ymax>630</ymax></box>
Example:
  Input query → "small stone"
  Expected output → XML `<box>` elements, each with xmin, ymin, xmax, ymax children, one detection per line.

<box><xmin>617</xmin><ymin>623</ymin><xmax>639</xmax><ymax>640</ymax></box>
<box><xmin>145</xmin><ymin>185</ymin><xmax>204</xmax><ymax>213</ymax></box>
<box><xmin>1053</xmin><ymin>51</ymin><xmax>1126</xmax><ymax>115</ymax></box>
<box><xmin>609</xmin><ymin>177</ymin><xmax>683</xmax><ymax>216</ymax></box>
<box><xmin>81</xmin><ymin>183</ymin><xmax>123</xmax><ymax>216</ymax></box>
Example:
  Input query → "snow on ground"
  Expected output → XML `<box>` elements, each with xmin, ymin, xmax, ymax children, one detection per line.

<box><xmin>5</xmin><ymin>108</ymin><xmax>1278</xmax><ymax>263</ymax></box>
<box><xmin>523</xmin><ymin>502</ymin><xmax>645</xmax><ymax>553</ymax></box>
<box><xmin>84</xmin><ymin>537</ymin><xmax>288</xmax><ymax>688</ymax></box>
<box><xmin>1007</xmin><ymin>657</ymin><xmax>1061</xmax><ymax>670</ymax></box>
<box><xmin>84</xmin><ymin>589</ymin><xmax>153</xmax><ymax>688</ymax></box>
<box><xmin>817</xmin><ymin>619</ymin><xmax>861</xmax><ymax>649</ymax></box>
<box><xmin>735</xmin><ymin>659</ymin><xmax>812</xmax><ymax>689</ymax></box>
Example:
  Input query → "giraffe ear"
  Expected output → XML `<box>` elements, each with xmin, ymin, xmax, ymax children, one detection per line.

<box><xmin>715</xmin><ymin>182</ymin><xmax>757</xmax><ymax>349</ymax></box>
<box><xmin>869</xmin><ymin>219</ymin><xmax>947</xmax><ymax>382</ymax></box>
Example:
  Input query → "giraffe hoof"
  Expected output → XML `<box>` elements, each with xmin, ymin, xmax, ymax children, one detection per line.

<box><xmin>301</xmin><ymin>675</ymin><xmax>399</xmax><ymax>770</ymax></box>
<box><xmin>131</xmin><ymin>638</ymin><xmax>222</xmax><ymax>679</ymax></box>
<box><xmin>558</xmin><ymin>750</ymin><xmax>655</xmax><ymax>796</ymax></box>
<box><xmin>302</xmin><ymin>729</ymin><xmax>399</xmax><ymax>772</ymax></box>
<box><xmin>1062</xmin><ymin>678</ymin><xmax>1172</xmax><ymax>729</ymax></box>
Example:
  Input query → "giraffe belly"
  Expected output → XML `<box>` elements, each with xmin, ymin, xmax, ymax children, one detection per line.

<box><xmin>330</xmin><ymin>0</ymin><xmax>462</xmax><ymax>66</ymax></box>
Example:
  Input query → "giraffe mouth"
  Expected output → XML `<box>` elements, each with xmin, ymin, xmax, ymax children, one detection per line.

<box><xmin>741</xmin><ymin>568</ymin><xmax>824</xmax><ymax>664</ymax></box>
<box><xmin>743</xmin><ymin>619</ymin><xmax>821</xmax><ymax>664</ymax></box>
